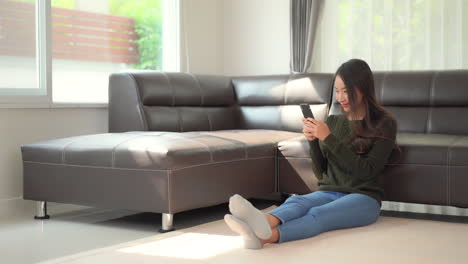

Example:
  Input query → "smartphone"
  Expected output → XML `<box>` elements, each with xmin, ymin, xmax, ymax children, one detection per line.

<box><xmin>300</xmin><ymin>104</ymin><xmax>315</xmax><ymax>119</ymax></box>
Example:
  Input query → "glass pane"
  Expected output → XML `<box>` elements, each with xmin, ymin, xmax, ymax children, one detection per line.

<box><xmin>464</xmin><ymin>0</ymin><xmax>468</xmax><ymax>68</ymax></box>
<box><xmin>0</xmin><ymin>0</ymin><xmax>38</xmax><ymax>89</ymax></box>
<box><xmin>52</xmin><ymin>0</ymin><xmax>163</xmax><ymax>103</ymax></box>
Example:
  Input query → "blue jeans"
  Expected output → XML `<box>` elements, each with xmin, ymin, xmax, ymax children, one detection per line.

<box><xmin>268</xmin><ymin>191</ymin><xmax>381</xmax><ymax>243</ymax></box>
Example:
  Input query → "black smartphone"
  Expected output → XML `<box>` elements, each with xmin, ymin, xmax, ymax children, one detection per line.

<box><xmin>300</xmin><ymin>104</ymin><xmax>315</xmax><ymax>119</ymax></box>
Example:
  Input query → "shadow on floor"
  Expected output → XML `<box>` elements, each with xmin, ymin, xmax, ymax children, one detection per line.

<box><xmin>49</xmin><ymin>198</ymin><xmax>279</xmax><ymax>233</ymax></box>
<box><xmin>381</xmin><ymin>210</ymin><xmax>468</xmax><ymax>224</ymax></box>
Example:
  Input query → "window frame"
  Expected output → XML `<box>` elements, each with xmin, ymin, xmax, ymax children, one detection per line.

<box><xmin>0</xmin><ymin>0</ymin><xmax>51</xmax><ymax>105</ymax></box>
<box><xmin>0</xmin><ymin>0</ymin><xmax>180</xmax><ymax>108</ymax></box>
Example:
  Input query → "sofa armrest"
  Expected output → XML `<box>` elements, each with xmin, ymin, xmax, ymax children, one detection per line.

<box><xmin>109</xmin><ymin>73</ymin><xmax>147</xmax><ymax>132</ymax></box>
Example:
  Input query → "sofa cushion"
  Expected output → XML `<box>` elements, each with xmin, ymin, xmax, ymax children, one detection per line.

<box><xmin>135</xmin><ymin>72</ymin><xmax>236</xmax><ymax>107</ymax></box>
<box><xmin>277</xmin><ymin>135</ymin><xmax>310</xmax><ymax>158</ymax></box>
<box><xmin>391</xmin><ymin>133</ymin><xmax>460</xmax><ymax>166</ymax></box>
<box><xmin>449</xmin><ymin>136</ymin><xmax>468</xmax><ymax>166</ymax></box>
<box><xmin>22</xmin><ymin>130</ymin><xmax>299</xmax><ymax>171</ymax></box>
<box><xmin>276</xmin><ymin>133</ymin><xmax>468</xmax><ymax>200</ymax></box>
<box><xmin>233</xmin><ymin>73</ymin><xmax>334</xmax><ymax>133</ymax></box>
<box><xmin>330</xmin><ymin>71</ymin><xmax>468</xmax><ymax>135</ymax></box>
<box><xmin>142</xmin><ymin>106</ymin><xmax>240</xmax><ymax>132</ymax></box>
<box><xmin>276</xmin><ymin>132</ymin><xmax>464</xmax><ymax>166</ymax></box>
<box><xmin>109</xmin><ymin>72</ymin><xmax>240</xmax><ymax>133</ymax></box>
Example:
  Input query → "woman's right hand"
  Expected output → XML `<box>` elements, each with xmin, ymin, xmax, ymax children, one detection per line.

<box><xmin>302</xmin><ymin>118</ymin><xmax>317</xmax><ymax>141</ymax></box>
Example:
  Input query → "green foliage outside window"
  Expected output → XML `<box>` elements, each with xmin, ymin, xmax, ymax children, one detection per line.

<box><xmin>14</xmin><ymin>0</ymin><xmax>75</xmax><ymax>8</ymax></box>
<box><xmin>51</xmin><ymin>0</ymin><xmax>75</xmax><ymax>8</ymax></box>
<box><xmin>14</xmin><ymin>0</ymin><xmax>162</xmax><ymax>70</ymax></box>
<box><xmin>110</xmin><ymin>0</ymin><xmax>163</xmax><ymax>70</ymax></box>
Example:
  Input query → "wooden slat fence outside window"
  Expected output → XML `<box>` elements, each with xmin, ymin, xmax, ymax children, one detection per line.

<box><xmin>0</xmin><ymin>0</ymin><xmax>139</xmax><ymax>64</ymax></box>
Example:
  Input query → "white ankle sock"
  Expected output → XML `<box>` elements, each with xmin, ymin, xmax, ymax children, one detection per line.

<box><xmin>228</xmin><ymin>194</ymin><xmax>272</xmax><ymax>240</ymax></box>
<box><xmin>224</xmin><ymin>214</ymin><xmax>262</xmax><ymax>249</ymax></box>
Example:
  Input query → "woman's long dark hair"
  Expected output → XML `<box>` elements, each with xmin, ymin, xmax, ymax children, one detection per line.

<box><xmin>334</xmin><ymin>59</ymin><xmax>397</xmax><ymax>155</ymax></box>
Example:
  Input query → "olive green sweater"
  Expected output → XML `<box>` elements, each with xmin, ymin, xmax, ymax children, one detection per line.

<box><xmin>309</xmin><ymin>115</ymin><xmax>397</xmax><ymax>205</ymax></box>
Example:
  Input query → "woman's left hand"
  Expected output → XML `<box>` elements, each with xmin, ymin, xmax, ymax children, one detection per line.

<box><xmin>304</xmin><ymin>118</ymin><xmax>331</xmax><ymax>141</ymax></box>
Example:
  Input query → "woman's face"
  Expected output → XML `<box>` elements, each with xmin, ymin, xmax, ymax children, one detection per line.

<box><xmin>334</xmin><ymin>75</ymin><xmax>363</xmax><ymax>113</ymax></box>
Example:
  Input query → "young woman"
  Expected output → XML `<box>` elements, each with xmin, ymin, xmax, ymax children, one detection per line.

<box><xmin>224</xmin><ymin>58</ymin><xmax>398</xmax><ymax>249</ymax></box>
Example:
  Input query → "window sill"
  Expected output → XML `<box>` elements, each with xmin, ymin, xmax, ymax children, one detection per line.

<box><xmin>0</xmin><ymin>103</ymin><xmax>108</xmax><ymax>109</ymax></box>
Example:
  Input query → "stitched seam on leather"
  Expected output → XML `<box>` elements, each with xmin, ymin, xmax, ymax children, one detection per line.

<box><xmin>110</xmin><ymin>135</ymin><xmax>151</xmax><ymax>168</ymax></box>
<box><xmin>162</xmin><ymin>73</ymin><xmax>180</xmax><ymax>131</ymax></box>
<box><xmin>24</xmin><ymin>156</ymin><xmax>274</xmax><ymax>171</ymax></box>
<box><xmin>61</xmin><ymin>136</ymin><xmax>94</xmax><ymax>164</ymax></box>
<box><xmin>386</xmin><ymin>163</ymin><xmax>449</xmax><ymax>167</ymax></box>
<box><xmin>162</xmin><ymin>72</ymin><xmax>175</xmax><ymax>107</ymax></box>
<box><xmin>177</xmin><ymin>108</ymin><xmax>183</xmax><ymax>132</ymax></box>
<box><xmin>427</xmin><ymin>72</ymin><xmax>437</xmax><ymax>133</ymax></box>
<box><xmin>144</xmin><ymin>155</ymin><xmax>273</xmax><ymax>171</ymax></box>
<box><xmin>445</xmin><ymin>136</ymin><xmax>460</xmax><ymax>206</ymax></box>
<box><xmin>165</xmin><ymin>133</ymin><xmax>214</xmax><ymax>162</ymax></box>
<box><xmin>24</xmin><ymin>161</ymin><xmax>169</xmax><ymax>171</ymax></box>
<box><xmin>128</xmin><ymin>73</ymin><xmax>149</xmax><ymax>131</ymax></box>
<box><xmin>198</xmin><ymin>132</ymin><xmax>249</xmax><ymax>159</ymax></box>
<box><xmin>280</xmin><ymin>76</ymin><xmax>293</xmax><ymax>131</ymax></box>
<box><xmin>200</xmin><ymin>129</ymin><xmax>288</xmax><ymax>158</ymax></box>
<box><xmin>167</xmin><ymin>170</ymin><xmax>172</xmax><ymax>213</ymax></box>
<box><xmin>284</xmin><ymin>76</ymin><xmax>292</xmax><ymax>105</ymax></box>
<box><xmin>28</xmin><ymin>133</ymin><xmax>171</xmax><ymax>165</ymax></box>
<box><xmin>190</xmin><ymin>72</ymin><xmax>212</xmax><ymax>131</ymax></box>
<box><xmin>446</xmin><ymin>146</ymin><xmax>449</xmax><ymax>205</ymax></box>
<box><xmin>31</xmin><ymin>153</ymin><xmax>468</xmax><ymax>175</ymax></box>
<box><xmin>447</xmin><ymin>146</ymin><xmax>451</xmax><ymax>206</ymax></box>
<box><xmin>206</xmin><ymin>110</ymin><xmax>213</xmax><ymax>131</ymax></box>
<box><xmin>28</xmin><ymin>157</ymin><xmax>466</xmax><ymax>171</ymax></box>
<box><xmin>275</xmin><ymin>158</ymin><xmax>468</xmax><ymax>167</ymax></box>
<box><xmin>274</xmin><ymin>147</ymin><xmax>279</xmax><ymax>192</ymax></box>
<box><xmin>278</xmin><ymin>157</ymin><xmax>312</xmax><ymax>160</ymax></box>
<box><xmin>278</xmin><ymin>105</ymin><xmax>283</xmax><ymax>131</ymax></box>
<box><xmin>191</xmin><ymin>73</ymin><xmax>204</xmax><ymax>106</ymax></box>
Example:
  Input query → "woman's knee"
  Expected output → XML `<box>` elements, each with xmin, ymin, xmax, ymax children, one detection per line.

<box><xmin>358</xmin><ymin>208</ymin><xmax>380</xmax><ymax>226</ymax></box>
<box><xmin>283</xmin><ymin>194</ymin><xmax>305</xmax><ymax>205</ymax></box>
<box><xmin>305</xmin><ymin>196</ymin><xmax>380</xmax><ymax>230</ymax></box>
<box><xmin>284</xmin><ymin>191</ymin><xmax>332</xmax><ymax>205</ymax></box>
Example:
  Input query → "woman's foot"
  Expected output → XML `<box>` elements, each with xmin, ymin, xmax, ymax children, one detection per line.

<box><xmin>228</xmin><ymin>194</ymin><xmax>272</xmax><ymax>239</ymax></box>
<box><xmin>224</xmin><ymin>214</ymin><xmax>262</xmax><ymax>249</ymax></box>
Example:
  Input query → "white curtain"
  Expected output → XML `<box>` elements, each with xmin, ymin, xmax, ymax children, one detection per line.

<box><xmin>311</xmin><ymin>0</ymin><xmax>468</xmax><ymax>73</ymax></box>
<box><xmin>290</xmin><ymin>0</ymin><xmax>323</xmax><ymax>73</ymax></box>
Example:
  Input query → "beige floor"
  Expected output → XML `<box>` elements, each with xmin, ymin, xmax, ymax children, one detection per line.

<box><xmin>2</xmin><ymin>198</ymin><xmax>468</xmax><ymax>264</ymax></box>
<box><xmin>0</xmin><ymin>198</ymin><xmax>273</xmax><ymax>264</ymax></box>
<box><xmin>37</xmin><ymin>207</ymin><xmax>468</xmax><ymax>264</ymax></box>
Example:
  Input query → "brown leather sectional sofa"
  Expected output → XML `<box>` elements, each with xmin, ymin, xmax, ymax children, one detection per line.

<box><xmin>22</xmin><ymin>70</ymin><xmax>468</xmax><ymax>231</ymax></box>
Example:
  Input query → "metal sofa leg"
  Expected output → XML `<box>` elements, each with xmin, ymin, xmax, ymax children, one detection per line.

<box><xmin>34</xmin><ymin>201</ymin><xmax>50</xmax><ymax>220</ymax></box>
<box><xmin>159</xmin><ymin>213</ymin><xmax>175</xmax><ymax>233</ymax></box>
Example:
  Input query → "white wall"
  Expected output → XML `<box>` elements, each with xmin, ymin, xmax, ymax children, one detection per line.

<box><xmin>180</xmin><ymin>0</ymin><xmax>291</xmax><ymax>76</ymax></box>
<box><xmin>0</xmin><ymin>0</ymin><xmax>291</xmax><ymax>208</ymax></box>
<box><xmin>0</xmin><ymin>108</ymin><xmax>107</xmax><ymax>201</ymax></box>
<box><xmin>180</xmin><ymin>0</ymin><xmax>224</xmax><ymax>74</ymax></box>
<box><xmin>222</xmin><ymin>0</ymin><xmax>290</xmax><ymax>75</ymax></box>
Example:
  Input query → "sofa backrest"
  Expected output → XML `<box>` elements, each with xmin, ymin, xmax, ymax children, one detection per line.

<box><xmin>110</xmin><ymin>70</ymin><xmax>468</xmax><ymax>134</ymax></box>
<box><xmin>232</xmin><ymin>73</ymin><xmax>334</xmax><ymax>132</ymax></box>
<box><xmin>109</xmin><ymin>72</ymin><xmax>335</xmax><ymax>133</ymax></box>
<box><xmin>109</xmin><ymin>72</ymin><xmax>239</xmax><ymax>132</ymax></box>
<box><xmin>330</xmin><ymin>70</ymin><xmax>468</xmax><ymax>135</ymax></box>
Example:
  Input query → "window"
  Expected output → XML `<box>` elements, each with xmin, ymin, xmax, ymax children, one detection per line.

<box><xmin>0</xmin><ymin>0</ymin><xmax>180</xmax><ymax>105</ymax></box>
<box><xmin>312</xmin><ymin>0</ymin><xmax>468</xmax><ymax>72</ymax></box>
<box><xmin>0</xmin><ymin>0</ymin><xmax>48</xmax><ymax>103</ymax></box>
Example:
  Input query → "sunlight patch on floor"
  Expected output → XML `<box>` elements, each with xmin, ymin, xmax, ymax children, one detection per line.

<box><xmin>118</xmin><ymin>232</ymin><xmax>242</xmax><ymax>259</ymax></box>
